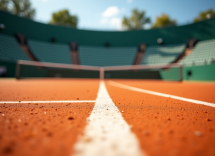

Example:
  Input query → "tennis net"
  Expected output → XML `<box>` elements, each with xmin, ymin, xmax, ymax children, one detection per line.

<box><xmin>16</xmin><ymin>60</ymin><xmax>183</xmax><ymax>81</ymax></box>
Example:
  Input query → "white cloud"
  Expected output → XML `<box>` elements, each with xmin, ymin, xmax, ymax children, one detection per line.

<box><xmin>99</xmin><ymin>17</ymin><xmax>122</xmax><ymax>30</ymax></box>
<box><xmin>100</xmin><ymin>18</ymin><xmax>108</xmax><ymax>24</ymax></box>
<box><xmin>144</xmin><ymin>24</ymin><xmax>151</xmax><ymax>30</ymax></box>
<box><xmin>102</xmin><ymin>6</ymin><xmax>120</xmax><ymax>18</ymax></box>
<box><xmin>127</xmin><ymin>0</ymin><xmax>133</xmax><ymax>3</ymax></box>
<box><xmin>110</xmin><ymin>18</ymin><xmax>121</xmax><ymax>26</ymax></box>
<box><xmin>99</xmin><ymin>6</ymin><xmax>125</xmax><ymax>30</ymax></box>
<box><xmin>110</xmin><ymin>17</ymin><xmax>122</xmax><ymax>29</ymax></box>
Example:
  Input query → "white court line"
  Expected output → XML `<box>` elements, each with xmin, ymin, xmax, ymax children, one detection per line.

<box><xmin>0</xmin><ymin>100</ymin><xmax>96</xmax><ymax>104</ymax></box>
<box><xmin>108</xmin><ymin>80</ymin><xmax>215</xmax><ymax>108</ymax></box>
<box><xmin>72</xmin><ymin>81</ymin><xmax>145</xmax><ymax>156</ymax></box>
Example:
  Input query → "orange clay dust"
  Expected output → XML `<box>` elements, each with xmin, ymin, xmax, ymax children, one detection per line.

<box><xmin>0</xmin><ymin>79</ymin><xmax>99</xmax><ymax>101</ymax></box>
<box><xmin>106</xmin><ymin>80</ymin><xmax>215</xmax><ymax>156</ymax></box>
<box><xmin>0</xmin><ymin>79</ymin><xmax>99</xmax><ymax>156</ymax></box>
<box><xmin>110</xmin><ymin>80</ymin><xmax>215</xmax><ymax>103</ymax></box>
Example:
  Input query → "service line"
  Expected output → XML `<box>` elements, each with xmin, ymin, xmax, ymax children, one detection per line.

<box><xmin>72</xmin><ymin>81</ymin><xmax>145</xmax><ymax>156</ymax></box>
<box><xmin>108</xmin><ymin>80</ymin><xmax>215</xmax><ymax>108</ymax></box>
<box><xmin>0</xmin><ymin>100</ymin><xmax>96</xmax><ymax>104</ymax></box>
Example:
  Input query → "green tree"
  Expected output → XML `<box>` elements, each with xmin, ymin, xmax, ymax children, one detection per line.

<box><xmin>122</xmin><ymin>9</ymin><xmax>150</xmax><ymax>30</ymax></box>
<box><xmin>0</xmin><ymin>0</ymin><xmax>35</xmax><ymax>19</ymax></box>
<box><xmin>193</xmin><ymin>9</ymin><xmax>215</xmax><ymax>23</ymax></box>
<box><xmin>151</xmin><ymin>14</ymin><xmax>176</xmax><ymax>29</ymax></box>
<box><xmin>49</xmin><ymin>9</ymin><xmax>78</xmax><ymax>28</ymax></box>
<box><xmin>0</xmin><ymin>0</ymin><xmax>9</xmax><ymax>11</ymax></box>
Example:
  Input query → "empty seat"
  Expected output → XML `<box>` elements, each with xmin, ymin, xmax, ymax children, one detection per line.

<box><xmin>141</xmin><ymin>44</ymin><xmax>185</xmax><ymax>65</ymax></box>
<box><xmin>180</xmin><ymin>39</ymin><xmax>215</xmax><ymax>66</ymax></box>
<box><xmin>28</xmin><ymin>40</ymin><xmax>71</xmax><ymax>64</ymax></box>
<box><xmin>0</xmin><ymin>34</ymin><xmax>29</xmax><ymax>61</ymax></box>
<box><xmin>79</xmin><ymin>46</ymin><xmax>137</xmax><ymax>67</ymax></box>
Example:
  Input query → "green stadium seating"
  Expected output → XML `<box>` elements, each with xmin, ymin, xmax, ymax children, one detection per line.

<box><xmin>141</xmin><ymin>44</ymin><xmax>185</xmax><ymax>65</ymax></box>
<box><xmin>0</xmin><ymin>34</ymin><xmax>29</xmax><ymax>61</ymax></box>
<box><xmin>28</xmin><ymin>40</ymin><xmax>72</xmax><ymax>64</ymax></box>
<box><xmin>180</xmin><ymin>39</ymin><xmax>215</xmax><ymax>66</ymax></box>
<box><xmin>79</xmin><ymin>46</ymin><xmax>137</xmax><ymax>66</ymax></box>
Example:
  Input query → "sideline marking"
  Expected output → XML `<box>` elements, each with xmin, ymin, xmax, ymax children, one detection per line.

<box><xmin>73</xmin><ymin>81</ymin><xmax>144</xmax><ymax>156</ymax></box>
<box><xmin>109</xmin><ymin>81</ymin><xmax>215</xmax><ymax>108</ymax></box>
<box><xmin>0</xmin><ymin>100</ymin><xmax>96</xmax><ymax>104</ymax></box>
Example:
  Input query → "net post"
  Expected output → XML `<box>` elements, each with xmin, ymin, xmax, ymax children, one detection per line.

<box><xmin>15</xmin><ymin>60</ymin><xmax>20</xmax><ymax>79</ymax></box>
<box><xmin>179</xmin><ymin>64</ymin><xmax>183</xmax><ymax>82</ymax></box>
<box><xmin>100</xmin><ymin>68</ymin><xmax>104</xmax><ymax>80</ymax></box>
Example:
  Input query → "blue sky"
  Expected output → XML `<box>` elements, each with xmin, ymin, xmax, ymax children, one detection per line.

<box><xmin>31</xmin><ymin>0</ymin><xmax>215</xmax><ymax>31</ymax></box>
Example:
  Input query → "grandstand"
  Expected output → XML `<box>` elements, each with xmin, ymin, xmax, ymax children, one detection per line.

<box><xmin>0</xmin><ymin>34</ymin><xmax>29</xmax><ymax>61</ymax></box>
<box><xmin>28</xmin><ymin>40</ymin><xmax>72</xmax><ymax>64</ymax></box>
<box><xmin>141</xmin><ymin>44</ymin><xmax>185</xmax><ymax>65</ymax></box>
<box><xmin>180</xmin><ymin>39</ymin><xmax>215</xmax><ymax>66</ymax></box>
<box><xmin>79</xmin><ymin>46</ymin><xmax>137</xmax><ymax>66</ymax></box>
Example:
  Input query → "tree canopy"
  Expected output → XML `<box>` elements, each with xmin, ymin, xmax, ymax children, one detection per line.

<box><xmin>193</xmin><ymin>9</ymin><xmax>215</xmax><ymax>23</ymax></box>
<box><xmin>49</xmin><ymin>9</ymin><xmax>78</xmax><ymax>28</ymax></box>
<box><xmin>122</xmin><ymin>9</ymin><xmax>150</xmax><ymax>30</ymax></box>
<box><xmin>0</xmin><ymin>0</ymin><xmax>35</xmax><ymax>19</ymax></box>
<box><xmin>151</xmin><ymin>14</ymin><xmax>176</xmax><ymax>29</ymax></box>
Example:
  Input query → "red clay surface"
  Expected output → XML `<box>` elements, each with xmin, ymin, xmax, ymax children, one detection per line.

<box><xmin>0</xmin><ymin>79</ymin><xmax>99</xmax><ymax>101</ymax></box>
<box><xmin>109</xmin><ymin>80</ymin><xmax>215</xmax><ymax>104</ymax></box>
<box><xmin>1</xmin><ymin>79</ymin><xmax>215</xmax><ymax>156</ymax></box>
<box><xmin>106</xmin><ymin>80</ymin><xmax>215</xmax><ymax>156</ymax></box>
<box><xmin>0</xmin><ymin>79</ymin><xmax>99</xmax><ymax>156</ymax></box>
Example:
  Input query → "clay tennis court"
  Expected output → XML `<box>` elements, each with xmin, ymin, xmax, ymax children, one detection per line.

<box><xmin>0</xmin><ymin>78</ymin><xmax>215</xmax><ymax>156</ymax></box>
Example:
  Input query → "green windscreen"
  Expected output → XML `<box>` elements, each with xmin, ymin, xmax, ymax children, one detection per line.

<box><xmin>104</xmin><ymin>65</ymin><xmax>182</xmax><ymax>81</ymax></box>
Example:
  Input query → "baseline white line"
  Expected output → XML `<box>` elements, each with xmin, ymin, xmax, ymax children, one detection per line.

<box><xmin>72</xmin><ymin>81</ymin><xmax>145</xmax><ymax>156</ymax></box>
<box><xmin>0</xmin><ymin>100</ymin><xmax>96</xmax><ymax>104</ymax></box>
<box><xmin>108</xmin><ymin>80</ymin><xmax>215</xmax><ymax>108</ymax></box>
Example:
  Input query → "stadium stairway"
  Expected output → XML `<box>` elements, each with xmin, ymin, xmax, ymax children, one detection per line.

<box><xmin>69</xmin><ymin>42</ymin><xmax>79</xmax><ymax>65</ymax></box>
<box><xmin>172</xmin><ymin>39</ymin><xmax>198</xmax><ymax>64</ymax></box>
<box><xmin>14</xmin><ymin>33</ymin><xmax>38</xmax><ymax>61</ymax></box>
<box><xmin>133</xmin><ymin>44</ymin><xmax>147</xmax><ymax>65</ymax></box>
<box><xmin>19</xmin><ymin>45</ymin><xmax>38</xmax><ymax>61</ymax></box>
<box><xmin>173</xmin><ymin>48</ymin><xmax>192</xmax><ymax>63</ymax></box>
<box><xmin>71</xmin><ymin>51</ymin><xmax>79</xmax><ymax>65</ymax></box>
<box><xmin>133</xmin><ymin>52</ymin><xmax>145</xmax><ymax>65</ymax></box>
